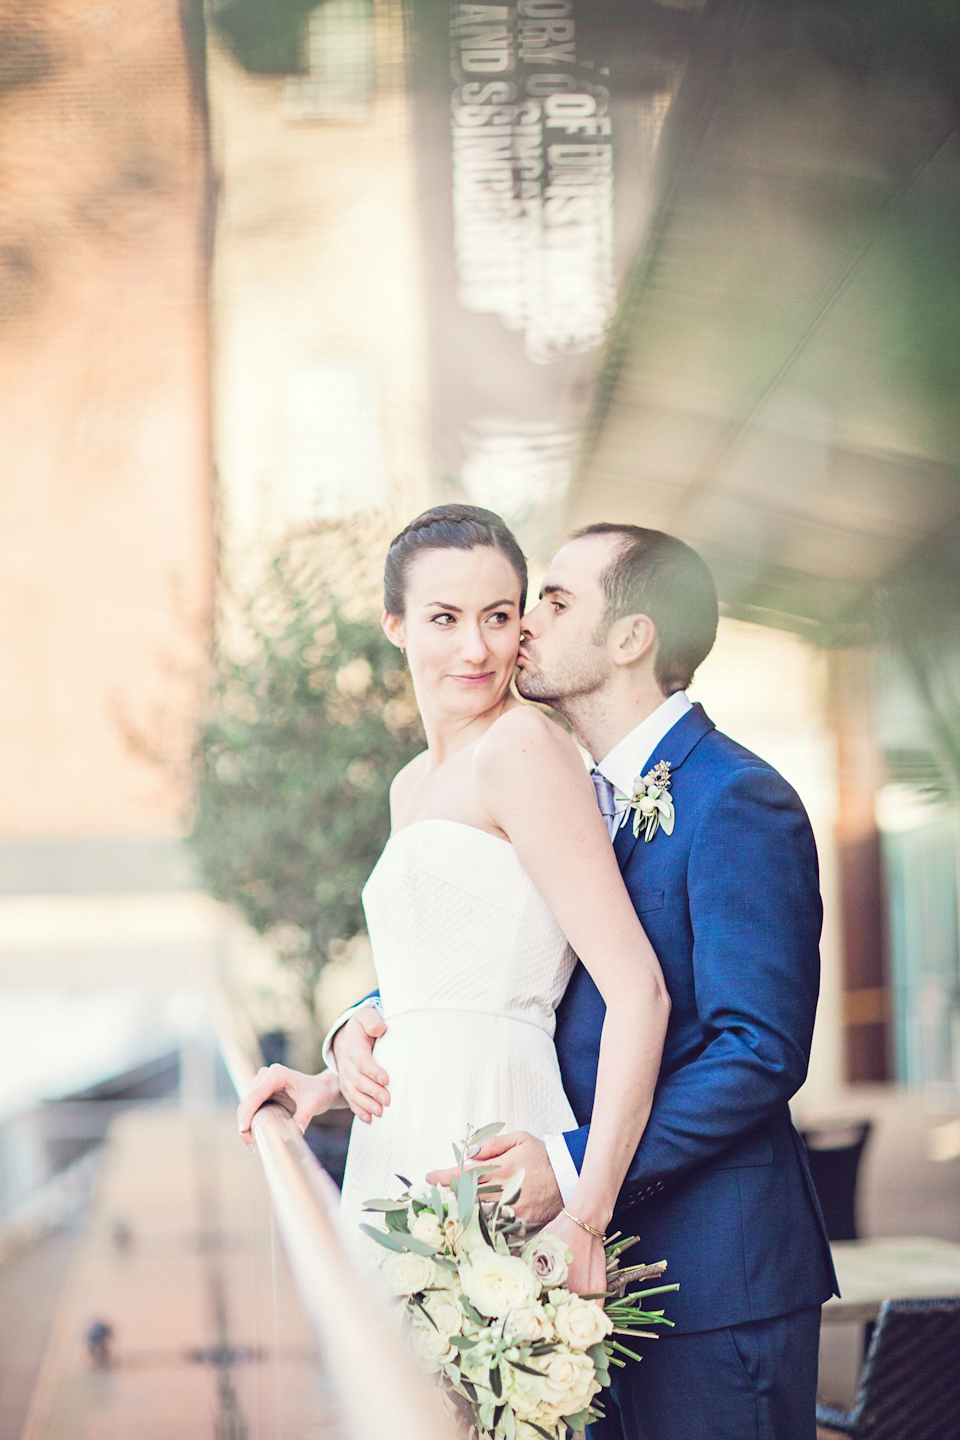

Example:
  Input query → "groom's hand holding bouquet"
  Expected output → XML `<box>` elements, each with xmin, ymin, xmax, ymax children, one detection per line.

<box><xmin>426</xmin><ymin>1132</ymin><xmax>606</xmax><ymax>1301</ymax></box>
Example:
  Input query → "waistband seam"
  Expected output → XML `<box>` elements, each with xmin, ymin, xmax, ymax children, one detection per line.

<box><xmin>383</xmin><ymin>1006</ymin><xmax>554</xmax><ymax>1035</ymax></box>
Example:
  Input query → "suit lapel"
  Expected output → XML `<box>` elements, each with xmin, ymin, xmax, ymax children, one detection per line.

<box><xmin>613</xmin><ymin>703</ymin><xmax>716</xmax><ymax>872</ymax></box>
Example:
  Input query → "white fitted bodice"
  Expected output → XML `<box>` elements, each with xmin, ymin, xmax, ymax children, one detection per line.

<box><xmin>338</xmin><ymin>820</ymin><xmax>577</xmax><ymax>1229</ymax></box>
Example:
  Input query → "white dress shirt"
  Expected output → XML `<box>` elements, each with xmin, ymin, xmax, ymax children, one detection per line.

<box><xmin>323</xmin><ymin>690</ymin><xmax>693</xmax><ymax>1204</ymax></box>
<box><xmin>542</xmin><ymin>689</ymin><xmax>692</xmax><ymax>1203</ymax></box>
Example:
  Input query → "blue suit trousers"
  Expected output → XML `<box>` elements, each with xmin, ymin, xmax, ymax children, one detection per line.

<box><xmin>590</xmin><ymin>1306</ymin><xmax>821</xmax><ymax>1440</ymax></box>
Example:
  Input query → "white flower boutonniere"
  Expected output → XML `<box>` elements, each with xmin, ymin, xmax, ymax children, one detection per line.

<box><xmin>623</xmin><ymin>760</ymin><xmax>675</xmax><ymax>842</ymax></box>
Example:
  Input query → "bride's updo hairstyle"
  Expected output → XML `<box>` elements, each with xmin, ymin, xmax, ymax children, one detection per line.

<box><xmin>384</xmin><ymin>504</ymin><xmax>527</xmax><ymax>615</ymax></box>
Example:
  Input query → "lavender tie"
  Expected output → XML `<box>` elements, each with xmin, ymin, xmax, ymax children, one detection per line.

<box><xmin>590</xmin><ymin>769</ymin><xmax>617</xmax><ymax>839</ymax></box>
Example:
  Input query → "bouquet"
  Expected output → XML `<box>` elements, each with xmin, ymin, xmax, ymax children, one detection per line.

<box><xmin>362</xmin><ymin>1123</ymin><xmax>677</xmax><ymax>1440</ymax></box>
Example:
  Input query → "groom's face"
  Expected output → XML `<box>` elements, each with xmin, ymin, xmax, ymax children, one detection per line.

<box><xmin>515</xmin><ymin>534</ymin><xmax>618</xmax><ymax>706</ymax></box>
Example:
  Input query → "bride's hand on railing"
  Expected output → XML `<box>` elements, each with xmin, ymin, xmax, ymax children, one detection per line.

<box><xmin>540</xmin><ymin>1210</ymin><xmax>608</xmax><ymax>1302</ymax></box>
<box><xmin>237</xmin><ymin>1064</ymin><xmax>341</xmax><ymax>1150</ymax></box>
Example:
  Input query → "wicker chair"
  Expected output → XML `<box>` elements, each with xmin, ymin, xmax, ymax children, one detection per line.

<box><xmin>817</xmin><ymin>1297</ymin><xmax>960</xmax><ymax>1440</ymax></box>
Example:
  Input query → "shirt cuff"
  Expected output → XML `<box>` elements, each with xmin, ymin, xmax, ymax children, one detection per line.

<box><xmin>543</xmin><ymin>1133</ymin><xmax>580</xmax><ymax>1207</ymax></box>
<box><xmin>320</xmin><ymin>997</ymin><xmax>384</xmax><ymax>1073</ymax></box>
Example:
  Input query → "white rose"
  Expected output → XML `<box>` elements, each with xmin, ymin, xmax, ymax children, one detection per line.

<box><xmin>502</xmin><ymin>1362</ymin><xmax>558</xmax><ymax>1423</ymax></box>
<box><xmin>420</xmin><ymin>1288</ymin><xmax>464</xmax><ymax>1338</ymax></box>
<box><xmin>503</xmin><ymin>1301</ymin><xmax>554</xmax><ymax>1344</ymax></box>
<box><xmin>380</xmin><ymin>1249</ymin><xmax>439</xmax><ymax>1295</ymax></box>
<box><xmin>539</xmin><ymin>1347</ymin><xmax>599</xmax><ymax>1411</ymax></box>
<box><xmin>638</xmin><ymin>794</ymin><xmax>657</xmax><ymax>815</ymax></box>
<box><xmin>443</xmin><ymin>1208</ymin><xmax>485</xmax><ymax>1255</ymax></box>
<box><xmin>430</xmin><ymin>1262</ymin><xmax>459</xmax><ymax>1289</ymax></box>
<box><xmin>461</xmin><ymin>1246</ymin><xmax>539</xmax><ymax>1318</ymax></box>
<box><xmin>409</xmin><ymin>1210</ymin><xmax>444</xmax><ymax>1248</ymax></box>
<box><xmin>553</xmin><ymin>1297</ymin><xmax>613</xmax><ymax>1351</ymax></box>
<box><xmin>522</xmin><ymin>1232</ymin><xmax>570</xmax><ymax>1289</ymax></box>
<box><xmin>517</xmin><ymin>1424</ymin><xmax>561</xmax><ymax>1440</ymax></box>
<box><xmin>411</xmin><ymin>1313</ymin><xmax>456</xmax><ymax>1372</ymax></box>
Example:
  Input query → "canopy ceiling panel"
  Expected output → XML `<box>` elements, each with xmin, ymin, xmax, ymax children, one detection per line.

<box><xmin>568</xmin><ymin>0</ymin><xmax>960</xmax><ymax>641</ymax></box>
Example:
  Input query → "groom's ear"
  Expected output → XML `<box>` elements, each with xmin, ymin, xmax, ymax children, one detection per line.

<box><xmin>382</xmin><ymin>609</ymin><xmax>405</xmax><ymax>650</ymax></box>
<box><xmin>610</xmin><ymin>612</ymin><xmax>657</xmax><ymax>668</ymax></box>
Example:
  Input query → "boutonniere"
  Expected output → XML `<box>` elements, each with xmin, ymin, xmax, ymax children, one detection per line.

<box><xmin>622</xmin><ymin>760</ymin><xmax>675</xmax><ymax>842</ymax></box>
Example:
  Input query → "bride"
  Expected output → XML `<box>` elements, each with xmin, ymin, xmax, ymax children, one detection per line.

<box><xmin>238</xmin><ymin>505</ymin><xmax>670</xmax><ymax>1296</ymax></box>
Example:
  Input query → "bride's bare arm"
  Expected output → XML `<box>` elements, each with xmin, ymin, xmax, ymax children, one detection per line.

<box><xmin>474</xmin><ymin>707</ymin><xmax>670</xmax><ymax>1289</ymax></box>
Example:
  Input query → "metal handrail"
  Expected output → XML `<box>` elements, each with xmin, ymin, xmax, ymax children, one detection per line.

<box><xmin>213</xmin><ymin>998</ymin><xmax>457</xmax><ymax>1440</ymax></box>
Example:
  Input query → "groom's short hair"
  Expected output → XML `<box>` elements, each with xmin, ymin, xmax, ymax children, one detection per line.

<box><xmin>572</xmin><ymin>524</ymin><xmax>719</xmax><ymax>694</ymax></box>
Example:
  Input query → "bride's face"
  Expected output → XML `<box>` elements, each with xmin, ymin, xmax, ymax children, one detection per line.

<box><xmin>383</xmin><ymin>546</ymin><xmax>522</xmax><ymax>718</ymax></box>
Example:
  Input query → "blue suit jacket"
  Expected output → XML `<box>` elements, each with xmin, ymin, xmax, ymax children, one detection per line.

<box><xmin>554</xmin><ymin>702</ymin><xmax>838</xmax><ymax>1333</ymax></box>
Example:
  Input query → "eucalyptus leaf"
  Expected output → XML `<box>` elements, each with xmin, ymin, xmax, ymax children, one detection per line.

<box><xmin>358</xmin><ymin>1223</ymin><xmax>405</xmax><ymax>1252</ymax></box>
<box><xmin>470</xmin><ymin>1121</ymin><xmax>506</xmax><ymax>1145</ymax></box>
<box><xmin>362</xmin><ymin>1198</ymin><xmax>409</xmax><ymax>1212</ymax></box>
<box><xmin>376</xmin><ymin>1228</ymin><xmax>437</xmax><ymax>1255</ymax></box>
<box><xmin>562</xmin><ymin>1409</ymin><xmax>592</xmax><ymax>1431</ymax></box>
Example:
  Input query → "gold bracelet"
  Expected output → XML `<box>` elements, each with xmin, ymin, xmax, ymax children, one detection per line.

<box><xmin>561</xmin><ymin>1207</ymin><xmax>606</xmax><ymax>1242</ymax></box>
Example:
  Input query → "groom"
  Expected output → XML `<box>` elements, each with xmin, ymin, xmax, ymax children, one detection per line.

<box><xmin>327</xmin><ymin>524</ymin><xmax>837</xmax><ymax>1440</ymax></box>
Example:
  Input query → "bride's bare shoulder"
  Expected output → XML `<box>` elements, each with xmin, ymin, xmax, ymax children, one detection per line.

<box><xmin>475</xmin><ymin>704</ymin><xmax>584</xmax><ymax>779</ymax></box>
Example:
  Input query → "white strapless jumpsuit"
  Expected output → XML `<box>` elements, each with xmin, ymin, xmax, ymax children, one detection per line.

<box><xmin>339</xmin><ymin>819</ymin><xmax>578</xmax><ymax>1232</ymax></box>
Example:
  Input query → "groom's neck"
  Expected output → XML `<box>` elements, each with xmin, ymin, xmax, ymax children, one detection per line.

<box><xmin>562</xmin><ymin>673</ymin><xmax>670</xmax><ymax>763</ymax></box>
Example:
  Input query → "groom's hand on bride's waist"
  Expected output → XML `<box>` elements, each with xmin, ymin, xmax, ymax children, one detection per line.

<box><xmin>425</xmin><ymin>1131</ymin><xmax>562</xmax><ymax>1226</ymax></box>
<box><xmin>331</xmin><ymin>1009</ymin><xmax>392</xmax><ymax>1123</ymax></box>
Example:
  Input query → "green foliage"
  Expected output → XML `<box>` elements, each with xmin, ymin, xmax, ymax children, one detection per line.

<box><xmin>189</xmin><ymin>535</ymin><xmax>423</xmax><ymax>1021</ymax></box>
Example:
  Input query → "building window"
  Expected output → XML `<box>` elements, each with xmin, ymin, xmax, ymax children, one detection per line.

<box><xmin>284</xmin><ymin>0</ymin><xmax>375</xmax><ymax>122</ymax></box>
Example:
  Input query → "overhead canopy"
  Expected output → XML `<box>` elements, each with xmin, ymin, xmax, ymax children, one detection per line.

<box><xmin>567</xmin><ymin>0</ymin><xmax>960</xmax><ymax>643</ymax></box>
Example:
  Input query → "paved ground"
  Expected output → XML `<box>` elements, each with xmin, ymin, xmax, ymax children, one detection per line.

<box><xmin>0</xmin><ymin>1229</ymin><xmax>81</xmax><ymax>1440</ymax></box>
<box><xmin>19</xmin><ymin>1110</ymin><xmax>340</xmax><ymax>1440</ymax></box>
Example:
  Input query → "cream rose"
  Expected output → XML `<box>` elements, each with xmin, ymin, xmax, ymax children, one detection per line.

<box><xmin>517</xmin><ymin>1423</ymin><xmax>560</xmax><ymax>1440</ymax></box>
<box><xmin>409</xmin><ymin>1210</ymin><xmax>444</xmax><ymax>1248</ymax></box>
<box><xmin>411</xmin><ymin>1314</ymin><xmax>456</xmax><ymax>1372</ymax></box>
<box><xmin>420</xmin><ymin>1288</ymin><xmax>464</xmax><ymax>1338</ymax></box>
<box><xmin>554</xmin><ymin>1296</ymin><xmax>613</xmax><ymax>1351</ymax></box>
<box><xmin>379</xmin><ymin>1249</ymin><xmax>439</xmax><ymax>1295</ymax></box>
<box><xmin>539</xmin><ymin>1347</ymin><xmax>599</xmax><ymax>1412</ymax></box>
<box><xmin>503</xmin><ymin>1300</ymin><xmax>554</xmax><ymax>1344</ymax></box>
<box><xmin>502</xmin><ymin>1362</ymin><xmax>559</xmax><ymax>1424</ymax></box>
<box><xmin>460</xmin><ymin>1247</ymin><xmax>539</xmax><ymax>1318</ymax></box>
<box><xmin>522</xmin><ymin>1232</ymin><xmax>570</xmax><ymax>1289</ymax></box>
<box><xmin>442</xmin><ymin>1207</ymin><xmax>485</xmax><ymax>1256</ymax></box>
